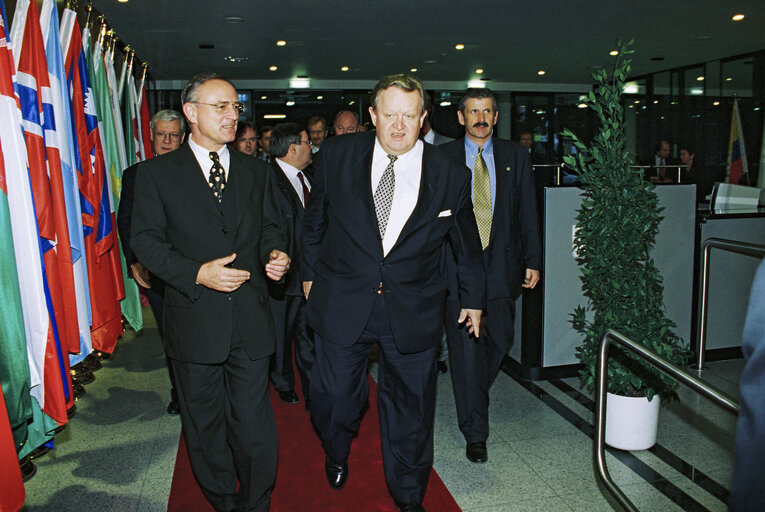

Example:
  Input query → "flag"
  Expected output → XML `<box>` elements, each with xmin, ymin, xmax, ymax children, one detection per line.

<box><xmin>75</xmin><ymin>23</ymin><xmax>124</xmax><ymax>353</ymax></box>
<box><xmin>0</xmin><ymin>0</ymin><xmax>33</xmax><ymax>451</ymax></box>
<box><xmin>11</xmin><ymin>0</ymin><xmax>72</xmax><ymax>424</ymax></box>
<box><xmin>0</xmin><ymin>381</ymin><xmax>25</xmax><ymax>512</ymax></box>
<box><xmin>138</xmin><ymin>79</ymin><xmax>153</xmax><ymax>160</ymax></box>
<box><xmin>727</xmin><ymin>97</ymin><xmax>749</xmax><ymax>185</ymax></box>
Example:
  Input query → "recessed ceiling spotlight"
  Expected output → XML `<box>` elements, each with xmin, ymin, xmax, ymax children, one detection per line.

<box><xmin>634</xmin><ymin>100</ymin><xmax>640</xmax><ymax>104</ymax></box>
<box><xmin>725</xmin><ymin>77</ymin><xmax>733</xmax><ymax>81</ymax></box>
<box><xmin>340</xmin><ymin>66</ymin><xmax>349</xmax><ymax>71</ymax></box>
<box><xmin>455</xmin><ymin>44</ymin><xmax>465</xmax><ymax>50</ymax></box>
<box><xmin>732</xmin><ymin>14</ymin><xmax>745</xmax><ymax>21</ymax></box>
<box><xmin>690</xmin><ymin>88</ymin><xmax>703</xmax><ymax>95</ymax></box>
<box><xmin>224</xmin><ymin>56</ymin><xmax>248</xmax><ymax>63</ymax></box>
<box><xmin>410</xmin><ymin>68</ymin><xmax>418</xmax><ymax>72</ymax></box>
<box><xmin>286</xmin><ymin>100</ymin><xmax>295</xmax><ymax>106</ymax></box>
<box><xmin>475</xmin><ymin>68</ymin><xmax>484</xmax><ymax>74</ymax></box>
<box><xmin>697</xmin><ymin>76</ymin><xmax>705</xmax><ymax>81</ymax></box>
<box><xmin>317</xmin><ymin>95</ymin><xmax>324</xmax><ymax>100</ymax></box>
<box><xmin>440</xmin><ymin>101</ymin><xmax>451</xmax><ymax>107</ymax></box>
<box><xmin>653</xmin><ymin>100</ymin><xmax>659</xmax><ymax>104</ymax></box>
<box><xmin>349</xmin><ymin>100</ymin><xmax>356</xmax><ymax>105</ymax></box>
<box><xmin>713</xmin><ymin>101</ymin><xmax>720</xmax><ymax>106</ymax></box>
<box><xmin>118</xmin><ymin>0</ymin><xmax>129</xmax><ymax>3</ymax></box>
<box><xmin>223</xmin><ymin>16</ymin><xmax>244</xmax><ymax>23</ymax></box>
<box><xmin>261</xmin><ymin>95</ymin><xmax>267</xmax><ymax>100</ymax></box>
<box><xmin>578</xmin><ymin>103</ymin><xmax>588</xmax><ymax>109</ymax></box>
<box><xmin>264</xmin><ymin>114</ymin><xmax>286</xmax><ymax>119</ymax></box>
<box><xmin>609</xmin><ymin>50</ymin><xmax>618</xmax><ymax>56</ymax></box>
<box><xmin>537</xmin><ymin>70</ymin><xmax>546</xmax><ymax>76</ymax></box>
<box><xmin>276</xmin><ymin>40</ymin><xmax>286</xmax><ymax>46</ymax></box>
<box><xmin>269</xmin><ymin>65</ymin><xmax>278</xmax><ymax>71</ymax></box>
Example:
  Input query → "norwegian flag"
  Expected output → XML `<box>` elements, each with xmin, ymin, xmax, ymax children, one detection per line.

<box><xmin>9</xmin><ymin>0</ymin><xmax>72</xmax><ymax>423</ymax></box>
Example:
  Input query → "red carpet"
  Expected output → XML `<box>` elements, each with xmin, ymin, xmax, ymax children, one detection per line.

<box><xmin>167</xmin><ymin>374</ymin><xmax>461</xmax><ymax>511</ymax></box>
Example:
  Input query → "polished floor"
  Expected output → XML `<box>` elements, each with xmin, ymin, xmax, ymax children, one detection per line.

<box><xmin>20</xmin><ymin>307</ymin><xmax>741</xmax><ymax>511</ymax></box>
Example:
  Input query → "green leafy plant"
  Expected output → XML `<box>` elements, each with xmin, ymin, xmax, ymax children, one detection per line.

<box><xmin>563</xmin><ymin>41</ymin><xmax>688</xmax><ymax>402</ymax></box>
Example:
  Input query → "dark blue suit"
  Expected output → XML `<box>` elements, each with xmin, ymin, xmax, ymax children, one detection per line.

<box><xmin>301</xmin><ymin>132</ymin><xmax>485</xmax><ymax>504</ymax></box>
<box><xmin>440</xmin><ymin>136</ymin><xmax>541</xmax><ymax>443</ymax></box>
<box><xmin>730</xmin><ymin>258</ymin><xmax>765</xmax><ymax>511</ymax></box>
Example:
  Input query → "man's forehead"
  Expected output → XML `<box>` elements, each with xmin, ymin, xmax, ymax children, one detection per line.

<box><xmin>465</xmin><ymin>98</ymin><xmax>494</xmax><ymax>110</ymax></box>
<box><xmin>155</xmin><ymin>119</ymin><xmax>181</xmax><ymax>130</ymax></box>
<box><xmin>197</xmin><ymin>79</ymin><xmax>237</xmax><ymax>99</ymax></box>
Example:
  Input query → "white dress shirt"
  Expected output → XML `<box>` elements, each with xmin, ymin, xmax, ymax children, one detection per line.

<box><xmin>188</xmin><ymin>136</ymin><xmax>230</xmax><ymax>181</ymax></box>
<box><xmin>371</xmin><ymin>138</ymin><xmax>423</xmax><ymax>256</ymax></box>
<box><xmin>275</xmin><ymin>158</ymin><xmax>311</xmax><ymax>207</ymax></box>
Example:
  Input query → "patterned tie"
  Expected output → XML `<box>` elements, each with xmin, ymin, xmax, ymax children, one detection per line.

<box><xmin>297</xmin><ymin>171</ymin><xmax>310</xmax><ymax>208</ymax></box>
<box><xmin>473</xmin><ymin>146</ymin><xmax>492</xmax><ymax>249</ymax></box>
<box><xmin>208</xmin><ymin>151</ymin><xmax>226</xmax><ymax>203</ymax></box>
<box><xmin>374</xmin><ymin>154</ymin><xmax>397</xmax><ymax>238</ymax></box>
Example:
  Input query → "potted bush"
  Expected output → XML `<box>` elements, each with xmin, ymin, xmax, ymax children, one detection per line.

<box><xmin>562</xmin><ymin>41</ymin><xmax>689</xmax><ymax>450</ymax></box>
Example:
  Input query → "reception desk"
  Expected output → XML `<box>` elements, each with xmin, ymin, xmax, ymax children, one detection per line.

<box><xmin>507</xmin><ymin>185</ymin><xmax>698</xmax><ymax>379</ymax></box>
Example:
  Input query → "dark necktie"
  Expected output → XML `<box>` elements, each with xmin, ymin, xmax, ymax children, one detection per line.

<box><xmin>208</xmin><ymin>151</ymin><xmax>226</xmax><ymax>202</ymax></box>
<box><xmin>297</xmin><ymin>171</ymin><xmax>310</xmax><ymax>208</ymax></box>
<box><xmin>374</xmin><ymin>154</ymin><xmax>397</xmax><ymax>238</ymax></box>
<box><xmin>473</xmin><ymin>146</ymin><xmax>492</xmax><ymax>249</ymax></box>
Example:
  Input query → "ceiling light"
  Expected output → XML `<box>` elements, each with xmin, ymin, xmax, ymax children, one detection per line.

<box><xmin>286</xmin><ymin>100</ymin><xmax>295</xmax><ymax>106</ymax></box>
<box><xmin>623</xmin><ymin>83</ymin><xmax>639</xmax><ymax>94</ymax></box>
<box><xmin>537</xmin><ymin>70</ymin><xmax>546</xmax><ymax>75</ymax></box>
<box><xmin>725</xmin><ymin>77</ymin><xmax>733</xmax><ymax>81</ymax></box>
<box><xmin>475</xmin><ymin>68</ymin><xmax>484</xmax><ymax>74</ymax></box>
<box><xmin>223</xmin><ymin>16</ymin><xmax>244</xmax><ymax>23</ymax></box>
<box><xmin>118</xmin><ymin>0</ymin><xmax>129</xmax><ymax>3</ymax></box>
<box><xmin>224</xmin><ymin>56</ymin><xmax>248</xmax><ymax>62</ymax></box>
<box><xmin>455</xmin><ymin>44</ymin><xmax>464</xmax><ymax>50</ymax></box>
<box><xmin>340</xmin><ymin>66</ymin><xmax>349</xmax><ymax>71</ymax></box>
<box><xmin>653</xmin><ymin>100</ymin><xmax>659</xmax><ymax>104</ymax></box>
<box><xmin>578</xmin><ymin>103</ymin><xmax>588</xmax><ymax>109</ymax></box>
<box><xmin>276</xmin><ymin>40</ymin><xmax>286</xmax><ymax>46</ymax></box>
<box><xmin>410</xmin><ymin>68</ymin><xmax>418</xmax><ymax>72</ymax></box>
<box><xmin>269</xmin><ymin>65</ymin><xmax>277</xmax><ymax>71</ymax></box>
<box><xmin>690</xmin><ymin>88</ymin><xmax>703</xmax><ymax>95</ymax></box>
<box><xmin>263</xmin><ymin>114</ymin><xmax>286</xmax><ymax>119</ymax></box>
<box><xmin>290</xmin><ymin>78</ymin><xmax>310</xmax><ymax>88</ymax></box>
<box><xmin>609</xmin><ymin>50</ymin><xmax>618</xmax><ymax>56</ymax></box>
<box><xmin>316</xmin><ymin>95</ymin><xmax>324</xmax><ymax>100</ymax></box>
<box><xmin>440</xmin><ymin>101</ymin><xmax>451</xmax><ymax>107</ymax></box>
<box><xmin>713</xmin><ymin>101</ymin><xmax>720</xmax><ymax>106</ymax></box>
<box><xmin>467</xmin><ymin>80</ymin><xmax>486</xmax><ymax>88</ymax></box>
<box><xmin>732</xmin><ymin>14</ymin><xmax>745</xmax><ymax>21</ymax></box>
<box><xmin>260</xmin><ymin>95</ymin><xmax>267</xmax><ymax>100</ymax></box>
<box><xmin>634</xmin><ymin>100</ymin><xmax>640</xmax><ymax>104</ymax></box>
<box><xmin>696</xmin><ymin>76</ymin><xmax>705</xmax><ymax>81</ymax></box>
<box><xmin>349</xmin><ymin>100</ymin><xmax>356</xmax><ymax>105</ymax></box>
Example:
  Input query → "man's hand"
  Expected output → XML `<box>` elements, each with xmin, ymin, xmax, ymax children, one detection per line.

<box><xmin>130</xmin><ymin>262</ymin><xmax>151</xmax><ymax>289</ymax></box>
<box><xmin>196</xmin><ymin>253</ymin><xmax>250</xmax><ymax>292</ymax></box>
<box><xmin>265</xmin><ymin>250</ymin><xmax>290</xmax><ymax>281</ymax></box>
<box><xmin>302</xmin><ymin>281</ymin><xmax>312</xmax><ymax>299</ymax></box>
<box><xmin>458</xmin><ymin>308</ymin><xmax>483</xmax><ymax>338</ymax></box>
<box><xmin>522</xmin><ymin>268</ymin><xmax>540</xmax><ymax>289</ymax></box>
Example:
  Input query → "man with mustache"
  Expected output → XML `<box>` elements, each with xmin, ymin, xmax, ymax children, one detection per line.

<box><xmin>131</xmin><ymin>72</ymin><xmax>289</xmax><ymax>512</ymax></box>
<box><xmin>440</xmin><ymin>88</ymin><xmax>541</xmax><ymax>464</ymax></box>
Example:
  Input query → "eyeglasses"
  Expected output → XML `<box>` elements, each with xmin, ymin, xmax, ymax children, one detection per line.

<box><xmin>295</xmin><ymin>140</ymin><xmax>313</xmax><ymax>147</ymax></box>
<box><xmin>154</xmin><ymin>131</ymin><xmax>182</xmax><ymax>141</ymax></box>
<box><xmin>191</xmin><ymin>101</ymin><xmax>245</xmax><ymax>114</ymax></box>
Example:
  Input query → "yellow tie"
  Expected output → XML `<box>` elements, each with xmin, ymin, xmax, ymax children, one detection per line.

<box><xmin>473</xmin><ymin>147</ymin><xmax>492</xmax><ymax>249</ymax></box>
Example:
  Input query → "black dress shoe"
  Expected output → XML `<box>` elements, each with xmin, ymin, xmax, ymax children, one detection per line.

<box><xmin>166</xmin><ymin>399</ymin><xmax>180</xmax><ymax>415</ymax></box>
<box><xmin>28</xmin><ymin>444</ymin><xmax>51</xmax><ymax>460</ymax></box>
<box><xmin>437</xmin><ymin>361</ymin><xmax>448</xmax><ymax>373</ymax></box>
<box><xmin>278</xmin><ymin>389</ymin><xmax>299</xmax><ymax>404</ymax></box>
<box><xmin>466</xmin><ymin>441</ymin><xmax>488</xmax><ymax>463</ymax></box>
<box><xmin>19</xmin><ymin>456</ymin><xmax>37</xmax><ymax>482</ymax></box>
<box><xmin>394</xmin><ymin>502</ymin><xmax>425</xmax><ymax>512</ymax></box>
<box><xmin>324</xmin><ymin>456</ymin><xmax>348</xmax><ymax>490</ymax></box>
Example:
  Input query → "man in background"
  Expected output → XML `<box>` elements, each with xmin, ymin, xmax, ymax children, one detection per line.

<box><xmin>333</xmin><ymin>110</ymin><xmax>359</xmax><ymax>135</ymax></box>
<box><xmin>259</xmin><ymin>125</ymin><xmax>274</xmax><ymax>162</ymax></box>
<box><xmin>307</xmin><ymin>116</ymin><xmax>328</xmax><ymax>153</ymax></box>
<box><xmin>232</xmin><ymin>120</ymin><xmax>258</xmax><ymax>156</ymax></box>
<box><xmin>117</xmin><ymin>108</ymin><xmax>186</xmax><ymax>415</ymax></box>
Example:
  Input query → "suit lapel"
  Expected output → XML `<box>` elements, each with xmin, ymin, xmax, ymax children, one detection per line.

<box><xmin>489</xmin><ymin>137</ymin><xmax>510</xmax><ymax>247</ymax></box>
<box><xmin>391</xmin><ymin>144</ymin><xmax>438</xmax><ymax>250</ymax></box>
<box><xmin>353</xmin><ymin>141</ymin><xmax>379</xmax><ymax>240</ymax></box>
<box><xmin>272</xmin><ymin>160</ymin><xmax>304</xmax><ymax>213</ymax></box>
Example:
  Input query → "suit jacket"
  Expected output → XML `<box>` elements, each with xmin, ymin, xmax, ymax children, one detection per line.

<box><xmin>301</xmin><ymin>132</ymin><xmax>486</xmax><ymax>353</ymax></box>
<box><xmin>117</xmin><ymin>163</ymin><xmax>140</xmax><ymax>269</ymax></box>
<box><xmin>131</xmin><ymin>145</ymin><xmax>284</xmax><ymax>364</ymax></box>
<box><xmin>267</xmin><ymin>159</ymin><xmax>309</xmax><ymax>297</ymax></box>
<box><xmin>440</xmin><ymin>137</ymin><xmax>541</xmax><ymax>300</ymax></box>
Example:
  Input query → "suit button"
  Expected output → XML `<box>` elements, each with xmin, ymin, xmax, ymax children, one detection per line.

<box><xmin>227</xmin><ymin>296</ymin><xmax>232</xmax><ymax>301</ymax></box>
<box><xmin>377</xmin><ymin>282</ymin><xmax>383</xmax><ymax>294</ymax></box>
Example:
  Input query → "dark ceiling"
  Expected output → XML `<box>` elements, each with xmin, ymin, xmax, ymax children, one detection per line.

<box><xmin>93</xmin><ymin>0</ymin><xmax>764</xmax><ymax>88</ymax></box>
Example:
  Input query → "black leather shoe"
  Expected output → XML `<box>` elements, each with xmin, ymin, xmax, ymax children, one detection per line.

<box><xmin>278</xmin><ymin>389</ymin><xmax>299</xmax><ymax>404</ymax></box>
<box><xmin>325</xmin><ymin>456</ymin><xmax>348</xmax><ymax>490</ymax></box>
<box><xmin>437</xmin><ymin>361</ymin><xmax>448</xmax><ymax>373</ymax></box>
<box><xmin>394</xmin><ymin>502</ymin><xmax>425</xmax><ymax>512</ymax></box>
<box><xmin>166</xmin><ymin>399</ymin><xmax>180</xmax><ymax>415</ymax></box>
<box><xmin>466</xmin><ymin>441</ymin><xmax>488</xmax><ymax>463</ymax></box>
<box><xmin>19</xmin><ymin>456</ymin><xmax>37</xmax><ymax>482</ymax></box>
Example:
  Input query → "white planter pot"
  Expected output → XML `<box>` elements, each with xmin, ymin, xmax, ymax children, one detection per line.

<box><xmin>604</xmin><ymin>392</ymin><xmax>661</xmax><ymax>451</ymax></box>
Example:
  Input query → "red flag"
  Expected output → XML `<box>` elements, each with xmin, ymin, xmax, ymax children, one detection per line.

<box><xmin>138</xmin><ymin>82</ymin><xmax>153</xmax><ymax>159</ymax></box>
<box><xmin>0</xmin><ymin>381</ymin><xmax>25</xmax><ymax>512</ymax></box>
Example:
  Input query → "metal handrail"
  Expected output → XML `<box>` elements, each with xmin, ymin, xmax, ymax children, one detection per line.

<box><xmin>696</xmin><ymin>238</ymin><xmax>765</xmax><ymax>371</ymax></box>
<box><xmin>595</xmin><ymin>329</ymin><xmax>740</xmax><ymax>512</ymax></box>
<box><xmin>532</xmin><ymin>163</ymin><xmax>567</xmax><ymax>185</ymax></box>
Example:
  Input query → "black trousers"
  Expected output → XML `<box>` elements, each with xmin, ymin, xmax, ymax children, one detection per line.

<box><xmin>310</xmin><ymin>294</ymin><xmax>438</xmax><ymax>505</ymax></box>
<box><xmin>172</xmin><ymin>339</ymin><xmax>277</xmax><ymax>512</ymax></box>
<box><xmin>144</xmin><ymin>285</ymin><xmax>178</xmax><ymax>402</ymax></box>
<box><xmin>269</xmin><ymin>294</ymin><xmax>314</xmax><ymax>399</ymax></box>
<box><xmin>444</xmin><ymin>297</ymin><xmax>515</xmax><ymax>443</ymax></box>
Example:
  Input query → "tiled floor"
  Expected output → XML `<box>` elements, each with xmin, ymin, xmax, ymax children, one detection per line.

<box><xmin>20</xmin><ymin>307</ymin><xmax>741</xmax><ymax>511</ymax></box>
